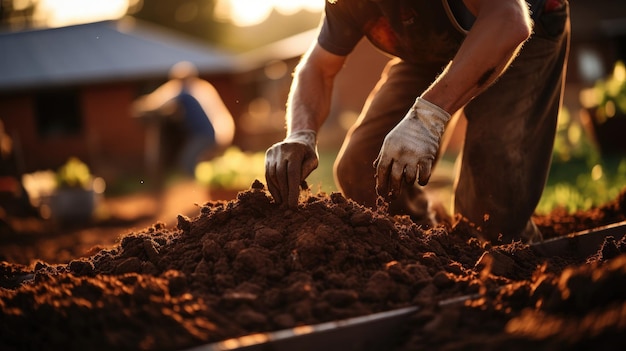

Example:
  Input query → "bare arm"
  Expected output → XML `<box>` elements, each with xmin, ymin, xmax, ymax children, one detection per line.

<box><xmin>131</xmin><ymin>80</ymin><xmax>181</xmax><ymax>116</ymax></box>
<box><xmin>192</xmin><ymin>79</ymin><xmax>236</xmax><ymax>147</ymax></box>
<box><xmin>286</xmin><ymin>42</ymin><xmax>347</xmax><ymax>135</ymax></box>
<box><xmin>264</xmin><ymin>42</ymin><xmax>346</xmax><ymax>207</ymax></box>
<box><xmin>422</xmin><ymin>0</ymin><xmax>532</xmax><ymax>114</ymax></box>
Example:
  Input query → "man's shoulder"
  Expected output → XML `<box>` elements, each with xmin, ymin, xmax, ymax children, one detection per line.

<box><xmin>325</xmin><ymin>0</ymin><xmax>380</xmax><ymax>23</ymax></box>
<box><xmin>326</xmin><ymin>0</ymin><xmax>376</xmax><ymax>11</ymax></box>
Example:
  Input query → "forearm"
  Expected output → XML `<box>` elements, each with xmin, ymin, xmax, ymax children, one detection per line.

<box><xmin>133</xmin><ymin>81</ymin><xmax>181</xmax><ymax>114</ymax></box>
<box><xmin>286</xmin><ymin>65</ymin><xmax>333</xmax><ymax>135</ymax></box>
<box><xmin>286</xmin><ymin>43</ymin><xmax>345</xmax><ymax>136</ymax></box>
<box><xmin>422</xmin><ymin>0</ymin><xmax>532</xmax><ymax>114</ymax></box>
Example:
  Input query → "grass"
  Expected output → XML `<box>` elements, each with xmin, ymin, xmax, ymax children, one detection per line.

<box><xmin>305</xmin><ymin>148</ymin><xmax>340</xmax><ymax>194</ymax></box>
<box><xmin>536</xmin><ymin>154</ymin><xmax>626</xmax><ymax>214</ymax></box>
<box><xmin>535</xmin><ymin>106</ymin><xmax>626</xmax><ymax>214</ymax></box>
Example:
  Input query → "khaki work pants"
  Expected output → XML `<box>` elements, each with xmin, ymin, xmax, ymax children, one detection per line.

<box><xmin>334</xmin><ymin>4</ymin><xmax>570</xmax><ymax>243</ymax></box>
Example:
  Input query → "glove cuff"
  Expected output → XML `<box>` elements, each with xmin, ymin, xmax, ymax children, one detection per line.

<box><xmin>413</xmin><ymin>97</ymin><xmax>451</xmax><ymax>123</ymax></box>
<box><xmin>285</xmin><ymin>129</ymin><xmax>317</xmax><ymax>149</ymax></box>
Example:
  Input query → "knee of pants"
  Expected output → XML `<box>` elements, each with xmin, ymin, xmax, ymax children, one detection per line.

<box><xmin>334</xmin><ymin>151</ymin><xmax>377</xmax><ymax>207</ymax></box>
<box><xmin>333</xmin><ymin>153</ymin><xmax>358</xmax><ymax>195</ymax></box>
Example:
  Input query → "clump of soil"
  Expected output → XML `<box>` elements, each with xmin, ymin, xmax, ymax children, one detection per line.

<box><xmin>1</xmin><ymin>180</ymin><xmax>626</xmax><ymax>351</ymax></box>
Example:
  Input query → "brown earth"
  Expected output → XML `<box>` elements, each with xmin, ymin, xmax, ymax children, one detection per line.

<box><xmin>1</xmin><ymin>180</ymin><xmax>626</xmax><ymax>351</ymax></box>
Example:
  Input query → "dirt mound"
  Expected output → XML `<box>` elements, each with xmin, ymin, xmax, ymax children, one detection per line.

<box><xmin>1</xmin><ymin>181</ymin><xmax>626</xmax><ymax>351</ymax></box>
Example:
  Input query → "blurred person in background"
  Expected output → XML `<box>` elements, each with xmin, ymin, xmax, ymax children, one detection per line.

<box><xmin>265</xmin><ymin>0</ymin><xmax>569</xmax><ymax>244</ymax></box>
<box><xmin>132</xmin><ymin>61</ymin><xmax>235</xmax><ymax>178</ymax></box>
<box><xmin>0</xmin><ymin>119</ymin><xmax>38</xmax><ymax>232</ymax></box>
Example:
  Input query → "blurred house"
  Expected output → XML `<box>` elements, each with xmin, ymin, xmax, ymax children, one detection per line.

<box><xmin>0</xmin><ymin>17</ymin><xmax>243</xmax><ymax>183</ymax></box>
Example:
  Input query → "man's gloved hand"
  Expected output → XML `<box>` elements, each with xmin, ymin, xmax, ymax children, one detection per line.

<box><xmin>265</xmin><ymin>130</ymin><xmax>318</xmax><ymax>207</ymax></box>
<box><xmin>375</xmin><ymin>97</ymin><xmax>451</xmax><ymax>199</ymax></box>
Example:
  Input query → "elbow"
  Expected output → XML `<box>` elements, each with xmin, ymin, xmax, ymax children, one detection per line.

<box><xmin>489</xmin><ymin>2</ymin><xmax>532</xmax><ymax>48</ymax></box>
<box><xmin>509</xmin><ymin>5</ymin><xmax>533</xmax><ymax>46</ymax></box>
<box><xmin>514</xmin><ymin>18</ymin><xmax>532</xmax><ymax>45</ymax></box>
<box><xmin>296</xmin><ymin>43</ymin><xmax>344</xmax><ymax>82</ymax></box>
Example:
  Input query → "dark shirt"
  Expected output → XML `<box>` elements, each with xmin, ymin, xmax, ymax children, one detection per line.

<box><xmin>177</xmin><ymin>89</ymin><xmax>216</xmax><ymax>141</ymax></box>
<box><xmin>318</xmin><ymin>0</ymin><xmax>548</xmax><ymax>64</ymax></box>
<box><xmin>318</xmin><ymin>0</ymin><xmax>465</xmax><ymax>64</ymax></box>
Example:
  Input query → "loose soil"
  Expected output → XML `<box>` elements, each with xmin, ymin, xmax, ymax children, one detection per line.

<box><xmin>1</xmin><ymin>180</ymin><xmax>626</xmax><ymax>351</ymax></box>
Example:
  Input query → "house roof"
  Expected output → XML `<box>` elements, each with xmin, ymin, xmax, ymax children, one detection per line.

<box><xmin>237</xmin><ymin>28</ymin><xmax>318</xmax><ymax>70</ymax></box>
<box><xmin>0</xmin><ymin>17</ymin><xmax>241</xmax><ymax>92</ymax></box>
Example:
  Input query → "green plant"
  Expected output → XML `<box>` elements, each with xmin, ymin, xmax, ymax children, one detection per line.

<box><xmin>582</xmin><ymin>60</ymin><xmax>626</xmax><ymax>124</ymax></box>
<box><xmin>56</xmin><ymin>157</ymin><xmax>93</xmax><ymax>189</ymax></box>
<box><xmin>537</xmin><ymin>156</ymin><xmax>626</xmax><ymax>214</ymax></box>
<box><xmin>195</xmin><ymin>147</ymin><xmax>265</xmax><ymax>189</ymax></box>
<box><xmin>536</xmin><ymin>100</ymin><xmax>626</xmax><ymax>214</ymax></box>
<box><xmin>551</xmin><ymin>106</ymin><xmax>598</xmax><ymax>164</ymax></box>
<box><xmin>537</xmin><ymin>110</ymin><xmax>626</xmax><ymax>217</ymax></box>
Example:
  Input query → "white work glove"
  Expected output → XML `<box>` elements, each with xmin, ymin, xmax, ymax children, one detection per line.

<box><xmin>265</xmin><ymin>130</ymin><xmax>318</xmax><ymax>207</ymax></box>
<box><xmin>375</xmin><ymin>97</ymin><xmax>451</xmax><ymax>199</ymax></box>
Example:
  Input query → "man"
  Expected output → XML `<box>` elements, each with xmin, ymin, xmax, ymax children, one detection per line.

<box><xmin>133</xmin><ymin>61</ymin><xmax>235</xmax><ymax>176</ymax></box>
<box><xmin>265</xmin><ymin>0</ymin><xmax>569</xmax><ymax>243</ymax></box>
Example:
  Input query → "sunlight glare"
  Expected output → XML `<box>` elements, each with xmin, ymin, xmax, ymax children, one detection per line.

<box><xmin>613</xmin><ymin>61</ymin><xmax>626</xmax><ymax>83</ymax></box>
<box><xmin>214</xmin><ymin>0</ymin><xmax>273</xmax><ymax>27</ymax></box>
<box><xmin>35</xmin><ymin>0</ymin><xmax>130</xmax><ymax>27</ymax></box>
<box><xmin>215</xmin><ymin>0</ymin><xmax>323</xmax><ymax>27</ymax></box>
<box><xmin>275</xmin><ymin>0</ymin><xmax>324</xmax><ymax>16</ymax></box>
<box><xmin>13</xmin><ymin>0</ymin><xmax>32</xmax><ymax>11</ymax></box>
<box><xmin>591</xmin><ymin>164</ymin><xmax>603</xmax><ymax>181</ymax></box>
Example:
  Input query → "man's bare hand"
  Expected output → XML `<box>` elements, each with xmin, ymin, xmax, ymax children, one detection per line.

<box><xmin>265</xmin><ymin>130</ymin><xmax>318</xmax><ymax>207</ymax></box>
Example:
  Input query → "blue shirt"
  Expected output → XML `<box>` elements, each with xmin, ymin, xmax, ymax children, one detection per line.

<box><xmin>177</xmin><ymin>89</ymin><xmax>216</xmax><ymax>143</ymax></box>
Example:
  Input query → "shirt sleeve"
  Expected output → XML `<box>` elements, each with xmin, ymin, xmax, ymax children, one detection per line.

<box><xmin>317</xmin><ymin>2</ymin><xmax>364</xmax><ymax>56</ymax></box>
